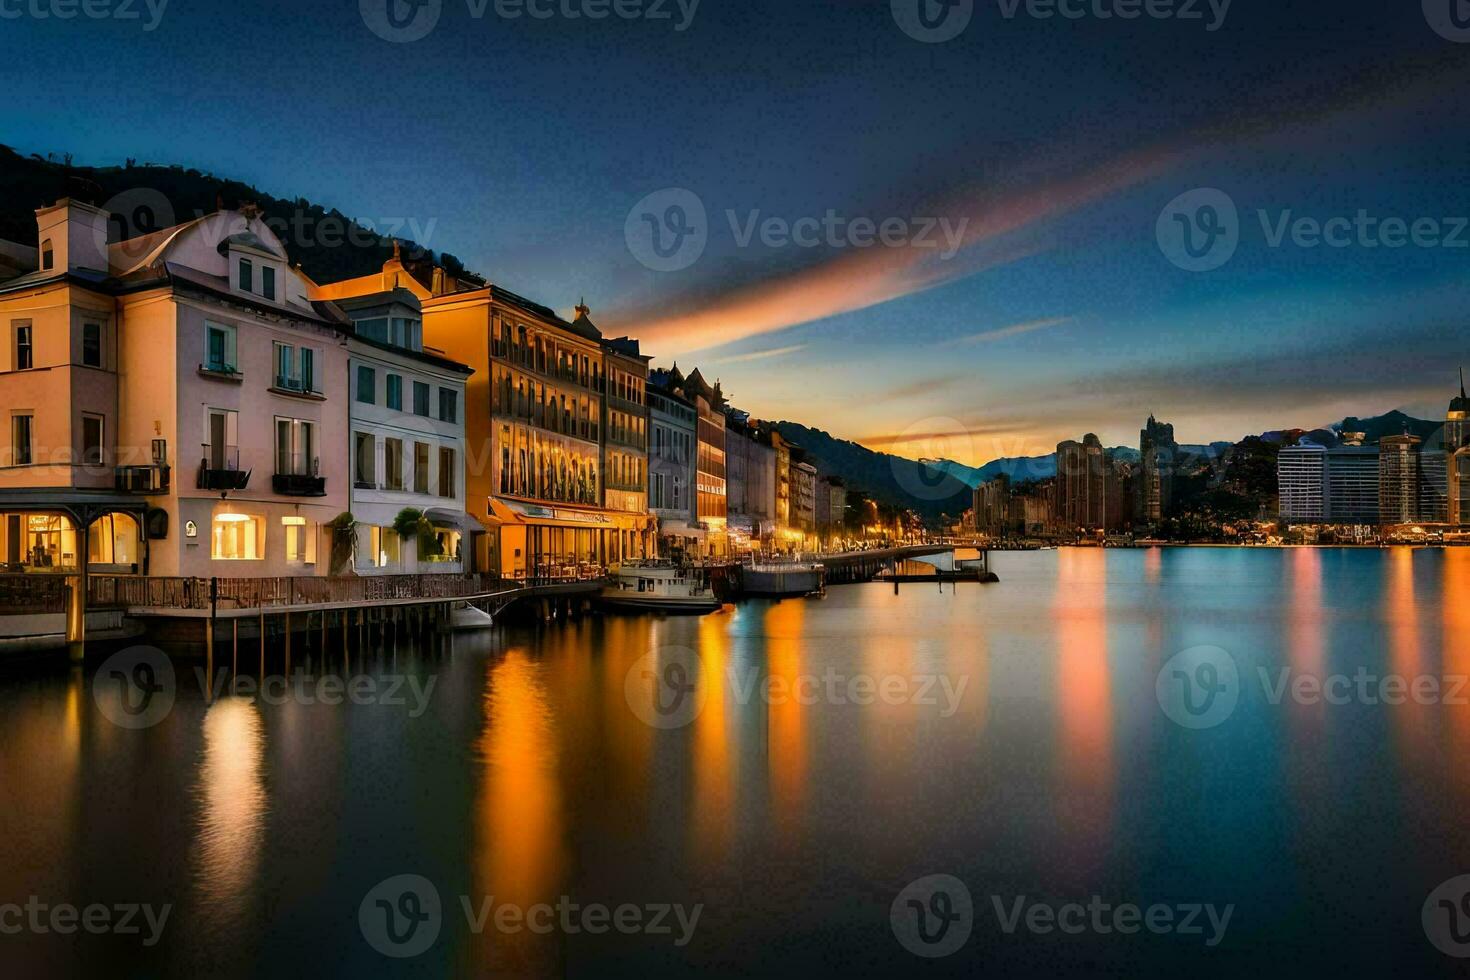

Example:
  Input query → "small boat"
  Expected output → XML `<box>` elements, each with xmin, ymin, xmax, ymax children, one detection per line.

<box><xmin>739</xmin><ymin>559</ymin><xmax>825</xmax><ymax>598</ymax></box>
<box><xmin>598</xmin><ymin>560</ymin><xmax>723</xmax><ymax>614</ymax></box>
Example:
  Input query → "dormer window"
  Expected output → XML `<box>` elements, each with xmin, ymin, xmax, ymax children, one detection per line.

<box><xmin>239</xmin><ymin>258</ymin><xmax>253</xmax><ymax>292</ymax></box>
<box><xmin>40</xmin><ymin>240</ymin><xmax>53</xmax><ymax>271</ymax></box>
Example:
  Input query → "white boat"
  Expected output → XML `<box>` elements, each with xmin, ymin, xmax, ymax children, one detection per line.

<box><xmin>740</xmin><ymin>559</ymin><xmax>825</xmax><ymax>598</ymax></box>
<box><xmin>598</xmin><ymin>561</ymin><xmax>723</xmax><ymax>614</ymax></box>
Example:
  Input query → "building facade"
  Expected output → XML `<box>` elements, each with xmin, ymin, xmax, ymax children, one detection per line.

<box><xmin>648</xmin><ymin>365</ymin><xmax>727</xmax><ymax>557</ymax></box>
<box><xmin>599</xmin><ymin>328</ymin><xmax>651</xmax><ymax>563</ymax></box>
<box><xmin>974</xmin><ymin>475</ymin><xmax>1010</xmax><ymax>536</ymax></box>
<box><xmin>309</xmin><ymin>252</ymin><xmax>474</xmax><ymax>575</ymax></box>
<box><xmin>1139</xmin><ymin>414</ymin><xmax>1177</xmax><ymax>522</ymax></box>
<box><xmin>1</xmin><ymin>202</ymin><xmax>353</xmax><ymax>579</ymax></box>
<box><xmin>1277</xmin><ymin>444</ymin><xmax>1326</xmax><ymax>522</ymax></box>
<box><xmin>724</xmin><ymin>413</ymin><xmax>776</xmax><ymax>553</ymax></box>
<box><xmin>647</xmin><ymin>377</ymin><xmax>698</xmax><ymax>555</ymax></box>
<box><xmin>422</xmin><ymin>284</ymin><xmax>648</xmax><ymax>578</ymax></box>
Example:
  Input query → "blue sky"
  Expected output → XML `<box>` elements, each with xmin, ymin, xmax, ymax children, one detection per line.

<box><xmin>3</xmin><ymin>0</ymin><xmax>1467</xmax><ymax>464</ymax></box>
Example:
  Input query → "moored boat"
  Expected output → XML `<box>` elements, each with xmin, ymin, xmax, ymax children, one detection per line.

<box><xmin>598</xmin><ymin>560</ymin><xmax>723</xmax><ymax>614</ymax></box>
<box><xmin>739</xmin><ymin>559</ymin><xmax>825</xmax><ymax>598</ymax></box>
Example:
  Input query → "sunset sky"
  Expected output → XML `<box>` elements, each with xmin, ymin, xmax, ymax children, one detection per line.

<box><xmin>4</xmin><ymin>0</ymin><xmax>1468</xmax><ymax>465</ymax></box>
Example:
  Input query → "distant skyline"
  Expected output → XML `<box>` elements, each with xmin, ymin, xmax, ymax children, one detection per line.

<box><xmin>3</xmin><ymin>0</ymin><xmax>1467</xmax><ymax>465</ymax></box>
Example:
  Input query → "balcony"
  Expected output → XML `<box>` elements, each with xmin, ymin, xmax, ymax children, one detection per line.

<box><xmin>198</xmin><ymin>445</ymin><xmax>251</xmax><ymax>491</ymax></box>
<box><xmin>115</xmin><ymin>464</ymin><xmax>171</xmax><ymax>495</ymax></box>
<box><xmin>274</xmin><ymin>454</ymin><xmax>326</xmax><ymax>497</ymax></box>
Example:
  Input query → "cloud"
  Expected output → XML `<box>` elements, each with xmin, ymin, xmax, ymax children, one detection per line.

<box><xmin>708</xmin><ymin>343</ymin><xmax>807</xmax><ymax>364</ymax></box>
<box><xmin>945</xmin><ymin>316</ymin><xmax>1073</xmax><ymax>346</ymax></box>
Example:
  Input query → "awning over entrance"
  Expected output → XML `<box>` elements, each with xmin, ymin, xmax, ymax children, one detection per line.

<box><xmin>659</xmin><ymin>519</ymin><xmax>706</xmax><ymax>541</ymax></box>
<box><xmin>488</xmin><ymin>497</ymin><xmax>652</xmax><ymax>531</ymax></box>
<box><xmin>423</xmin><ymin>507</ymin><xmax>479</xmax><ymax>533</ymax></box>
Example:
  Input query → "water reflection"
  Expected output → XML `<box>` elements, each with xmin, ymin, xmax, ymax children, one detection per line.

<box><xmin>1052</xmin><ymin>548</ymin><xmax>1114</xmax><ymax>876</ymax></box>
<box><xmin>763</xmin><ymin>600</ymin><xmax>806</xmax><ymax>841</ymax></box>
<box><xmin>194</xmin><ymin>698</ymin><xmax>268</xmax><ymax>930</ymax></box>
<box><xmin>691</xmin><ymin>613</ymin><xmax>735</xmax><ymax>858</ymax></box>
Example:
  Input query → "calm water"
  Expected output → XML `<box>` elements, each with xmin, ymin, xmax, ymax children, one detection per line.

<box><xmin>3</xmin><ymin>547</ymin><xmax>1470</xmax><ymax>977</ymax></box>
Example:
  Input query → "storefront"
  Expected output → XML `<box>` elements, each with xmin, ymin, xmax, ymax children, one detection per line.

<box><xmin>484</xmin><ymin>498</ymin><xmax>651</xmax><ymax>579</ymax></box>
<box><xmin>1</xmin><ymin>507</ymin><xmax>146</xmax><ymax>575</ymax></box>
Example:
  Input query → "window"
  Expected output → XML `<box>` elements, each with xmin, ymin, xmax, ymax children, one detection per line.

<box><xmin>40</xmin><ymin>240</ymin><xmax>53</xmax><ymax>271</ymax></box>
<box><xmin>88</xmin><ymin>513</ymin><xmax>140</xmax><ymax>568</ymax></box>
<box><xmin>274</xmin><ymin>342</ymin><xmax>296</xmax><ymax>389</ymax></box>
<box><xmin>355</xmin><ymin>432</ymin><xmax>376</xmax><ymax>487</ymax></box>
<box><xmin>205</xmin><ymin>322</ymin><xmax>237</xmax><ymax>373</ymax></box>
<box><xmin>82</xmin><ymin>322</ymin><xmax>102</xmax><ymax>368</ymax></box>
<box><xmin>261</xmin><ymin>266</ymin><xmax>276</xmax><ymax>301</ymax></box>
<box><xmin>81</xmin><ymin>413</ymin><xmax>104</xmax><ymax>466</ymax></box>
<box><xmin>300</xmin><ymin>348</ymin><xmax>315</xmax><ymax>393</ymax></box>
<box><xmin>438</xmin><ymin>389</ymin><xmax>458</xmax><ymax>424</ymax></box>
<box><xmin>360</xmin><ymin>525</ymin><xmax>399</xmax><ymax>569</ymax></box>
<box><xmin>386</xmin><ymin>374</ymin><xmax>403</xmax><ymax>411</ymax></box>
<box><xmin>414</xmin><ymin>442</ymin><xmax>430</xmax><ymax>494</ymax></box>
<box><xmin>355</xmin><ymin>318</ymin><xmax>388</xmax><ymax>343</ymax></box>
<box><xmin>238</xmin><ymin>257</ymin><xmax>253</xmax><ymax>292</ymax></box>
<box><xmin>384</xmin><ymin>438</ymin><xmax>403</xmax><ymax>490</ymax></box>
<box><xmin>275</xmin><ymin>418</ymin><xmax>315</xmax><ymax>475</ymax></box>
<box><xmin>11</xmin><ymin>414</ymin><xmax>33</xmax><ymax>465</ymax></box>
<box><xmin>413</xmin><ymin>381</ymin><xmax>430</xmax><ymax>417</ymax></box>
<box><xmin>211</xmin><ymin>513</ymin><xmax>264</xmax><ymax>561</ymax></box>
<box><xmin>205</xmin><ymin>408</ymin><xmax>238</xmax><ymax>469</ymax></box>
<box><xmin>15</xmin><ymin>323</ymin><xmax>32</xmax><ymax>370</ymax></box>
<box><xmin>281</xmin><ymin>516</ymin><xmax>316</xmax><ymax>564</ymax></box>
<box><xmin>438</xmin><ymin>447</ymin><xmax>456</xmax><ymax>498</ymax></box>
<box><xmin>357</xmin><ymin>366</ymin><xmax>376</xmax><ymax>404</ymax></box>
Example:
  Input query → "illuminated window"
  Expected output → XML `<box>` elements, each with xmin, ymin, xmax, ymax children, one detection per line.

<box><xmin>88</xmin><ymin>513</ymin><xmax>140</xmax><ymax>567</ymax></box>
<box><xmin>281</xmin><ymin>516</ymin><xmax>316</xmax><ymax>564</ymax></box>
<box><xmin>359</xmin><ymin>525</ymin><xmax>399</xmax><ymax>569</ymax></box>
<box><xmin>212</xmin><ymin>513</ymin><xmax>264</xmax><ymax>560</ymax></box>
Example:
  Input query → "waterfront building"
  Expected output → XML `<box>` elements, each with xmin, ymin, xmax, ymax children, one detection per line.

<box><xmin>1139</xmin><ymin>414</ymin><xmax>1177</xmax><ymax>522</ymax></box>
<box><xmin>974</xmin><ymin>475</ymin><xmax>1010</xmax><ymax>536</ymax></box>
<box><xmin>598</xmin><ymin>325</ymin><xmax>651</xmax><ymax>563</ymax></box>
<box><xmin>1420</xmin><ymin>449</ymin><xmax>1449</xmax><ymax>524</ymax></box>
<box><xmin>1008</xmin><ymin>489</ymin><xmax>1054</xmax><ymax>535</ymax></box>
<box><xmin>0</xmin><ymin>201</ymin><xmax>352</xmax><ymax>578</ymax></box>
<box><xmin>817</xmin><ymin>474</ymin><xmax>846</xmax><ymax>546</ymax></box>
<box><xmin>792</xmin><ymin>451</ymin><xmax>817</xmax><ymax>541</ymax></box>
<box><xmin>1378</xmin><ymin>434</ymin><xmax>1421</xmax><ymax>524</ymax></box>
<box><xmin>1054</xmin><ymin>434</ymin><xmax>1111</xmax><ymax>530</ymax></box>
<box><xmin>647</xmin><ymin>370</ymin><xmax>699</xmax><ymax>554</ymax></box>
<box><xmin>1324</xmin><ymin>446</ymin><xmax>1380</xmax><ymax>525</ymax></box>
<box><xmin>648</xmin><ymin>365</ymin><xmax>727</xmax><ymax>557</ymax></box>
<box><xmin>1441</xmin><ymin>375</ymin><xmax>1470</xmax><ymax>525</ymax></box>
<box><xmin>770</xmin><ymin>427</ymin><xmax>792</xmax><ymax>535</ymax></box>
<box><xmin>724</xmin><ymin>412</ymin><xmax>776</xmax><ymax>552</ymax></box>
<box><xmin>307</xmin><ymin>249</ymin><xmax>475</xmax><ymax>574</ymax></box>
<box><xmin>422</xmin><ymin>282</ymin><xmax>649</xmax><ymax>578</ymax></box>
<box><xmin>1277</xmin><ymin>444</ymin><xmax>1326</xmax><ymax>522</ymax></box>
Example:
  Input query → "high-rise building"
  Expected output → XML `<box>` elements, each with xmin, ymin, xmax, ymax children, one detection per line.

<box><xmin>974</xmin><ymin>475</ymin><xmax>1010</xmax><ymax>536</ymax></box>
<box><xmin>1139</xmin><ymin>415</ymin><xmax>1177</xmax><ymax>522</ymax></box>
<box><xmin>1378</xmin><ymin>434</ymin><xmax>1421</xmax><ymax>524</ymax></box>
<box><xmin>1277</xmin><ymin>445</ymin><xmax>1326</xmax><ymax>521</ymax></box>
<box><xmin>1325</xmin><ymin>446</ymin><xmax>1380</xmax><ymax>525</ymax></box>
<box><xmin>1054</xmin><ymin>434</ymin><xmax>1110</xmax><ymax>530</ymax></box>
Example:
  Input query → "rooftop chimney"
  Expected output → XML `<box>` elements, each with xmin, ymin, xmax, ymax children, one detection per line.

<box><xmin>36</xmin><ymin>199</ymin><xmax>111</xmax><ymax>275</ymax></box>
